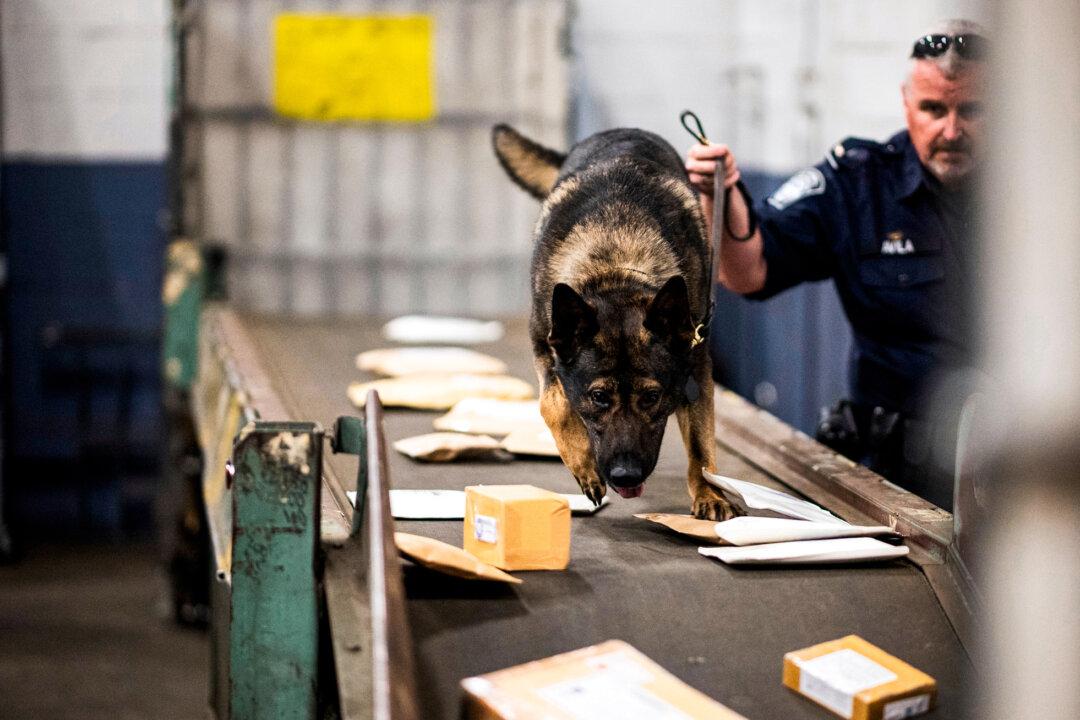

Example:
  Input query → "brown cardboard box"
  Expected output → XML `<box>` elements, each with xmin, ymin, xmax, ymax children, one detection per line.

<box><xmin>783</xmin><ymin>635</ymin><xmax>937</xmax><ymax>719</ymax></box>
<box><xmin>464</xmin><ymin>485</ymin><xmax>570</xmax><ymax>570</ymax></box>
<box><xmin>461</xmin><ymin>639</ymin><xmax>747</xmax><ymax>719</ymax></box>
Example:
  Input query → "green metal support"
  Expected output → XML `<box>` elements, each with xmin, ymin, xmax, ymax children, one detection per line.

<box><xmin>162</xmin><ymin>239</ymin><xmax>205</xmax><ymax>391</ymax></box>
<box><xmin>229</xmin><ymin>421</ymin><xmax>323</xmax><ymax>720</ymax></box>
<box><xmin>160</xmin><ymin>239</ymin><xmax>210</xmax><ymax>628</ymax></box>
<box><xmin>330</xmin><ymin>416</ymin><xmax>367</xmax><ymax>537</ymax></box>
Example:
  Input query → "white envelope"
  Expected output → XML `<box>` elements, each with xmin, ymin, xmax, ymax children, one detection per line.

<box><xmin>357</xmin><ymin>347</ymin><xmax>507</xmax><ymax>377</ymax></box>
<box><xmin>698</xmin><ymin>537</ymin><xmax>909</xmax><ymax>565</ymax></box>
<box><xmin>345</xmin><ymin>489</ymin><xmax>467</xmax><ymax>519</ymax></box>
<box><xmin>702</xmin><ymin>470</ymin><xmax>847</xmax><ymax>525</ymax></box>
<box><xmin>713</xmin><ymin>516</ymin><xmax>898</xmax><ymax>546</ymax></box>
<box><xmin>382</xmin><ymin>315</ymin><xmax>505</xmax><ymax>345</ymax></box>
<box><xmin>565</xmin><ymin>493</ymin><xmax>611</xmax><ymax>514</ymax></box>
<box><xmin>500</xmin><ymin>425</ymin><xmax>560</xmax><ymax>457</ymax></box>
<box><xmin>347</xmin><ymin>374</ymin><xmax>534</xmax><ymax>411</ymax></box>
<box><xmin>346</xmin><ymin>488</ymin><xmax>609</xmax><ymax>518</ymax></box>
<box><xmin>390</xmin><ymin>489</ymin><xmax>466</xmax><ymax>518</ymax></box>
<box><xmin>433</xmin><ymin>398</ymin><xmax>545</xmax><ymax>436</ymax></box>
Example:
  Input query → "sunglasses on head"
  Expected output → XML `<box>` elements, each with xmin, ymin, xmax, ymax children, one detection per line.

<box><xmin>911</xmin><ymin>33</ymin><xmax>987</xmax><ymax>60</ymax></box>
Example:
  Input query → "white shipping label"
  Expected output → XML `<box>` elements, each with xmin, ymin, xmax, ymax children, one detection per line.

<box><xmin>536</xmin><ymin>671</ymin><xmax>694</xmax><ymax>720</ymax></box>
<box><xmin>474</xmin><ymin>514</ymin><xmax>498</xmax><ymax>544</ymax></box>
<box><xmin>798</xmin><ymin>649</ymin><xmax>898</xmax><ymax>718</ymax></box>
<box><xmin>884</xmin><ymin>693</ymin><xmax>930</xmax><ymax>719</ymax></box>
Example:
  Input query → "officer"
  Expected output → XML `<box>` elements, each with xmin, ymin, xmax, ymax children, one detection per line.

<box><xmin>684</xmin><ymin>19</ymin><xmax>987</xmax><ymax>510</ymax></box>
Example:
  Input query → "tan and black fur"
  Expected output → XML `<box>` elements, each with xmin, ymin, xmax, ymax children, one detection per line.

<box><xmin>492</xmin><ymin>124</ymin><xmax>736</xmax><ymax>520</ymax></box>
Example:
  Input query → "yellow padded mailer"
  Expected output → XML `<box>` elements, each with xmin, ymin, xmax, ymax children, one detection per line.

<box><xmin>464</xmin><ymin>485</ymin><xmax>570</xmax><ymax>571</ymax></box>
<box><xmin>274</xmin><ymin>14</ymin><xmax>435</xmax><ymax>122</ymax></box>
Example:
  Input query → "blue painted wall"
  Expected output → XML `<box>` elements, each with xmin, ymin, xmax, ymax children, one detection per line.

<box><xmin>710</xmin><ymin>170</ymin><xmax>853</xmax><ymax>435</ymax></box>
<box><xmin>2</xmin><ymin>161</ymin><xmax>166</xmax><ymax>460</ymax></box>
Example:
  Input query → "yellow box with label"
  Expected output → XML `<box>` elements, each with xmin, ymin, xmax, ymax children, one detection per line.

<box><xmin>464</xmin><ymin>485</ymin><xmax>570</xmax><ymax>570</ymax></box>
<box><xmin>783</xmin><ymin>635</ymin><xmax>937</xmax><ymax>720</ymax></box>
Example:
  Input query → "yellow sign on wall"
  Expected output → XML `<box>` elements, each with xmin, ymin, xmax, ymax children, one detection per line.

<box><xmin>274</xmin><ymin>14</ymin><xmax>435</xmax><ymax>122</ymax></box>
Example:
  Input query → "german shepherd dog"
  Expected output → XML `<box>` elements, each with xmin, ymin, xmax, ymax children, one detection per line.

<box><xmin>492</xmin><ymin>125</ymin><xmax>736</xmax><ymax>520</ymax></box>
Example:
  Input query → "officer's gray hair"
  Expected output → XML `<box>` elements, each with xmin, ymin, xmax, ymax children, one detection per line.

<box><xmin>907</xmin><ymin>18</ymin><xmax>986</xmax><ymax>82</ymax></box>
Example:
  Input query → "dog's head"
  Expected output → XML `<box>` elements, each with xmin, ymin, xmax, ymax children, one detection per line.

<box><xmin>548</xmin><ymin>276</ymin><xmax>698</xmax><ymax>498</ymax></box>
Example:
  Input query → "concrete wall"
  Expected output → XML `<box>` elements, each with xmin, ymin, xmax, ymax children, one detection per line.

<box><xmin>571</xmin><ymin>0</ymin><xmax>985</xmax><ymax>165</ymax></box>
<box><xmin>1</xmin><ymin>1</ymin><xmax>168</xmax><ymax>468</ymax></box>
<box><xmin>2</xmin><ymin>0</ymin><xmax>168</xmax><ymax>161</ymax></box>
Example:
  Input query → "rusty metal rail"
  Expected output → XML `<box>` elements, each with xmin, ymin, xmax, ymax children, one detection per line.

<box><xmin>713</xmin><ymin>387</ymin><xmax>977</xmax><ymax>655</ymax></box>
<box><xmin>713</xmin><ymin>388</ymin><xmax>953</xmax><ymax>564</ymax></box>
<box><xmin>323</xmin><ymin>395</ymin><xmax>421</xmax><ymax>720</ymax></box>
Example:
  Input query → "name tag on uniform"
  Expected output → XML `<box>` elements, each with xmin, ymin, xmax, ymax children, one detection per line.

<box><xmin>880</xmin><ymin>230</ymin><xmax>915</xmax><ymax>255</ymax></box>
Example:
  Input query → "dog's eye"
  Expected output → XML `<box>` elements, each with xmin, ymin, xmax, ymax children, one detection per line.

<box><xmin>589</xmin><ymin>389</ymin><xmax>612</xmax><ymax>408</ymax></box>
<box><xmin>640</xmin><ymin>390</ymin><xmax>661</xmax><ymax>407</ymax></box>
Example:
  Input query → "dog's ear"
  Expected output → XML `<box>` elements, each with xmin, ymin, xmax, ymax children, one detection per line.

<box><xmin>548</xmin><ymin>283</ymin><xmax>598</xmax><ymax>362</ymax></box>
<box><xmin>644</xmin><ymin>276</ymin><xmax>694</xmax><ymax>349</ymax></box>
<box><xmin>492</xmin><ymin>124</ymin><xmax>566</xmax><ymax>200</ymax></box>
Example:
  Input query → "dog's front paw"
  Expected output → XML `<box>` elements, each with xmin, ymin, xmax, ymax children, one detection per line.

<box><xmin>691</xmin><ymin>487</ymin><xmax>738</xmax><ymax>521</ymax></box>
<box><xmin>575</xmin><ymin>472</ymin><xmax>607</xmax><ymax>507</ymax></box>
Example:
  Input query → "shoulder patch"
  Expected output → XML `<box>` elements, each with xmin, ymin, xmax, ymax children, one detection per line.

<box><xmin>829</xmin><ymin>137</ymin><xmax>884</xmax><ymax>169</ymax></box>
<box><xmin>767</xmin><ymin>168</ymin><xmax>826</xmax><ymax>211</ymax></box>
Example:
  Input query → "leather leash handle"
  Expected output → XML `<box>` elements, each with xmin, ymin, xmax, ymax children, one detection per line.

<box><xmin>679</xmin><ymin>110</ymin><xmax>726</xmax><ymax>278</ymax></box>
<box><xmin>711</xmin><ymin>153</ymin><xmax>726</xmax><ymax>275</ymax></box>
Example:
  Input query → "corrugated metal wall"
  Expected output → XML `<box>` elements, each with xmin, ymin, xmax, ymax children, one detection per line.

<box><xmin>182</xmin><ymin>0</ymin><xmax>569</xmax><ymax>317</ymax></box>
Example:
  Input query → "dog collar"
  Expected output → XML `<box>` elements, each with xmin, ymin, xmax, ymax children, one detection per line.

<box><xmin>690</xmin><ymin>323</ymin><xmax>706</xmax><ymax>349</ymax></box>
<box><xmin>689</xmin><ymin>300</ymin><xmax>714</xmax><ymax>349</ymax></box>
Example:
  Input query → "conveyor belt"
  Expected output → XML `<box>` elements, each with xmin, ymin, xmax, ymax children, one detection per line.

<box><xmin>240</xmin><ymin>313</ymin><xmax>971</xmax><ymax>720</ymax></box>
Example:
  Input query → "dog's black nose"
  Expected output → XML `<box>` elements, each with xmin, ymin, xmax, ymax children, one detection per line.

<box><xmin>608</xmin><ymin>454</ymin><xmax>643</xmax><ymax>487</ymax></box>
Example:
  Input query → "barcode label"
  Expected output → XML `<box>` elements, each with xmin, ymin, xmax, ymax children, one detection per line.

<box><xmin>884</xmin><ymin>693</ymin><xmax>930</xmax><ymax>719</ymax></box>
<box><xmin>474</xmin><ymin>514</ymin><xmax>498</xmax><ymax>543</ymax></box>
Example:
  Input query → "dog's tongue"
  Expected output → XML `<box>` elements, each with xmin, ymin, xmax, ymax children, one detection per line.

<box><xmin>612</xmin><ymin>483</ymin><xmax>645</xmax><ymax>499</ymax></box>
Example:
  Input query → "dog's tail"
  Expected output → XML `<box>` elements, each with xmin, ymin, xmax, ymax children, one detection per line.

<box><xmin>491</xmin><ymin>124</ymin><xmax>566</xmax><ymax>200</ymax></box>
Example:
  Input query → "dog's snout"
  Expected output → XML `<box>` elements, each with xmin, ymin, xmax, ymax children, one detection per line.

<box><xmin>607</xmin><ymin>454</ymin><xmax>643</xmax><ymax>487</ymax></box>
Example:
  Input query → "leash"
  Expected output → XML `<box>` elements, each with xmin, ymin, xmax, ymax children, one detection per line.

<box><xmin>679</xmin><ymin>110</ymin><xmax>758</xmax><ymax>352</ymax></box>
<box><xmin>679</xmin><ymin>110</ymin><xmax>758</xmax><ymax>243</ymax></box>
<box><xmin>679</xmin><ymin>110</ymin><xmax>723</xmax><ymax>351</ymax></box>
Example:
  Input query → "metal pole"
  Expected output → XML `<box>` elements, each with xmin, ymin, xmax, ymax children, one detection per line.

<box><xmin>980</xmin><ymin>1</ymin><xmax>1080</xmax><ymax>718</ymax></box>
<box><xmin>0</xmin><ymin>0</ymin><xmax>13</xmax><ymax>561</ymax></box>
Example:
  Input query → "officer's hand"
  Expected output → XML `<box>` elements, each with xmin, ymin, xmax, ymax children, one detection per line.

<box><xmin>685</xmin><ymin>143</ymin><xmax>741</xmax><ymax>198</ymax></box>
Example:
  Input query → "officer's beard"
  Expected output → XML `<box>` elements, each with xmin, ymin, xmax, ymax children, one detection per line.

<box><xmin>928</xmin><ymin>138</ymin><xmax>976</xmax><ymax>188</ymax></box>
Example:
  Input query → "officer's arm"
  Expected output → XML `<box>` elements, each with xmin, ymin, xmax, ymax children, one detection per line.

<box><xmin>685</xmin><ymin>143</ymin><xmax>766</xmax><ymax>294</ymax></box>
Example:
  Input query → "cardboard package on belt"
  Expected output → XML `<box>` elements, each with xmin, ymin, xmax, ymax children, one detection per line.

<box><xmin>461</xmin><ymin>639</ymin><xmax>747</xmax><ymax>720</ymax></box>
<box><xmin>783</xmin><ymin>635</ymin><xmax>937</xmax><ymax>720</ymax></box>
<box><xmin>464</xmin><ymin>485</ymin><xmax>570</xmax><ymax>570</ymax></box>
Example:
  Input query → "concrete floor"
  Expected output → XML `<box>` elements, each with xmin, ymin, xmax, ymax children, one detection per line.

<box><xmin>0</xmin><ymin>543</ymin><xmax>209</xmax><ymax>720</ymax></box>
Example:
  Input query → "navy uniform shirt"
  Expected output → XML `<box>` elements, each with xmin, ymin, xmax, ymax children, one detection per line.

<box><xmin>746</xmin><ymin>130</ymin><xmax>976</xmax><ymax>416</ymax></box>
